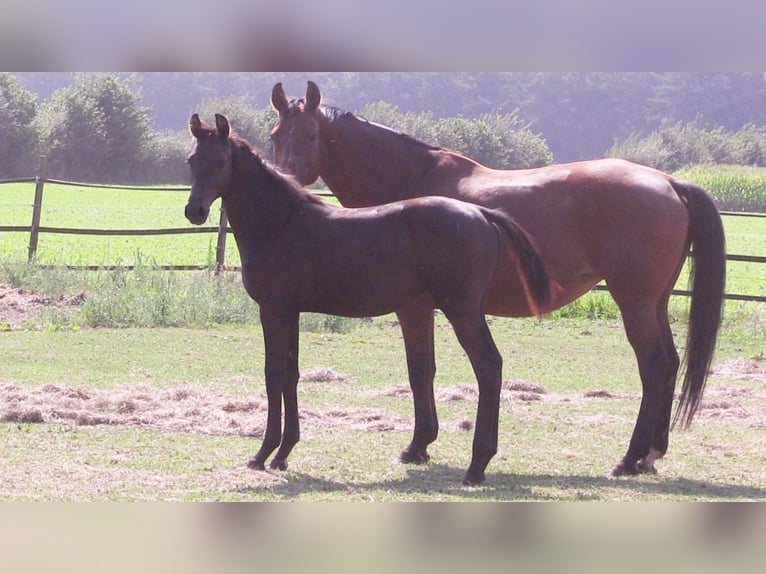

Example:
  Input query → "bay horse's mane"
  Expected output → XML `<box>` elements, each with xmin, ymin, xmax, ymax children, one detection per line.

<box><xmin>320</xmin><ymin>104</ymin><xmax>443</xmax><ymax>153</ymax></box>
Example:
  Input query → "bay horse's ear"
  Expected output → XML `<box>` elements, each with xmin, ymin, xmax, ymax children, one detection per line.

<box><xmin>214</xmin><ymin>114</ymin><xmax>230</xmax><ymax>140</ymax></box>
<box><xmin>190</xmin><ymin>114</ymin><xmax>204</xmax><ymax>138</ymax></box>
<box><xmin>271</xmin><ymin>83</ymin><xmax>289</xmax><ymax>113</ymax></box>
<box><xmin>305</xmin><ymin>81</ymin><xmax>321</xmax><ymax>112</ymax></box>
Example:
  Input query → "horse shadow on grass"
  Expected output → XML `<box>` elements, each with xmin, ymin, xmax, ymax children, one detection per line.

<box><xmin>234</xmin><ymin>463</ymin><xmax>766</xmax><ymax>501</ymax></box>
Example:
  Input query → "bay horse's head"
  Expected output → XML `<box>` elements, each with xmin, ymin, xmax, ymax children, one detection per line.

<box><xmin>270</xmin><ymin>81</ymin><xmax>322</xmax><ymax>186</ymax></box>
<box><xmin>185</xmin><ymin>113</ymin><xmax>233</xmax><ymax>225</ymax></box>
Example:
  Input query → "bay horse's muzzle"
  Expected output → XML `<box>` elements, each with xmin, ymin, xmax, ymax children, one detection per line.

<box><xmin>184</xmin><ymin>203</ymin><xmax>209</xmax><ymax>225</ymax></box>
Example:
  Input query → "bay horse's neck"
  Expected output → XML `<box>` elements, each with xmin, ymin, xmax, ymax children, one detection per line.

<box><xmin>317</xmin><ymin>108</ymin><xmax>476</xmax><ymax>208</ymax></box>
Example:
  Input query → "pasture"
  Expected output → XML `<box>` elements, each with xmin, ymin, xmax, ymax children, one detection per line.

<box><xmin>0</xmin><ymin>170</ymin><xmax>765</xmax><ymax>500</ymax></box>
<box><xmin>1</xmin><ymin>313</ymin><xmax>764</xmax><ymax>501</ymax></box>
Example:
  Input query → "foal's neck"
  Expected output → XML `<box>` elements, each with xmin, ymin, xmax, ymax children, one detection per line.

<box><xmin>223</xmin><ymin>145</ymin><xmax>307</xmax><ymax>249</ymax></box>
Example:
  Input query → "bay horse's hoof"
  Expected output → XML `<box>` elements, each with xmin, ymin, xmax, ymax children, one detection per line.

<box><xmin>247</xmin><ymin>458</ymin><xmax>266</xmax><ymax>471</ymax></box>
<box><xmin>269</xmin><ymin>458</ymin><xmax>288</xmax><ymax>471</ymax></box>
<box><xmin>636</xmin><ymin>459</ymin><xmax>658</xmax><ymax>475</ymax></box>
<box><xmin>611</xmin><ymin>457</ymin><xmax>659</xmax><ymax>477</ymax></box>
<box><xmin>399</xmin><ymin>448</ymin><xmax>430</xmax><ymax>464</ymax></box>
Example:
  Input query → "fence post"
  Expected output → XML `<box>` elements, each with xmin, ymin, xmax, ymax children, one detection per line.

<box><xmin>215</xmin><ymin>205</ymin><xmax>228</xmax><ymax>275</ymax></box>
<box><xmin>28</xmin><ymin>156</ymin><xmax>47</xmax><ymax>263</ymax></box>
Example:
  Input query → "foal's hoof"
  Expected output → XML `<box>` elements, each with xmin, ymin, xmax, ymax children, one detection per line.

<box><xmin>462</xmin><ymin>469</ymin><xmax>486</xmax><ymax>486</ymax></box>
<box><xmin>399</xmin><ymin>448</ymin><xmax>430</xmax><ymax>464</ymax></box>
<box><xmin>269</xmin><ymin>458</ymin><xmax>288</xmax><ymax>471</ymax></box>
<box><xmin>611</xmin><ymin>461</ymin><xmax>638</xmax><ymax>477</ymax></box>
<box><xmin>247</xmin><ymin>458</ymin><xmax>266</xmax><ymax>471</ymax></box>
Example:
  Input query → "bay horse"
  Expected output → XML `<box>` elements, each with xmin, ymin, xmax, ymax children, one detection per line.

<box><xmin>184</xmin><ymin>113</ymin><xmax>553</xmax><ymax>485</ymax></box>
<box><xmin>270</xmin><ymin>81</ymin><xmax>727</xmax><ymax>477</ymax></box>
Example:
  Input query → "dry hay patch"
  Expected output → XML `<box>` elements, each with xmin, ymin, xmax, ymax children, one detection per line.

<box><xmin>379</xmin><ymin>379</ymin><xmax>547</xmax><ymax>403</ymax></box>
<box><xmin>0</xmin><ymin>284</ymin><xmax>84</xmax><ymax>329</ymax></box>
<box><xmin>697</xmin><ymin>383</ymin><xmax>766</xmax><ymax>428</ymax></box>
<box><xmin>710</xmin><ymin>358</ymin><xmax>766</xmax><ymax>383</ymax></box>
<box><xmin>0</xmin><ymin>382</ymin><xmax>406</xmax><ymax>436</ymax></box>
<box><xmin>299</xmin><ymin>367</ymin><xmax>350</xmax><ymax>384</ymax></box>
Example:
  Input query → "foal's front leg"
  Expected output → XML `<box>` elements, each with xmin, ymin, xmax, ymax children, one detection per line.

<box><xmin>247</xmin><ymin>308</ymin><xmax>300</xmax><ymax>471</ymax></box>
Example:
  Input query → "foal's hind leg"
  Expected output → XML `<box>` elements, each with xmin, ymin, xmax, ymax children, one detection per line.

<box><xmin>611</xmin><ymin>297</ymin><xmax>679</xmax><ymax>476</ymax></box>
<box><xmin>398</xmin><ymin>296</ymin><xmax>439</xmax><ymax>464</ymax></box>
<box><xmin>442</xmin><ymin>305</ymin><xmax>503</xmax><ymax>485</ymax></box>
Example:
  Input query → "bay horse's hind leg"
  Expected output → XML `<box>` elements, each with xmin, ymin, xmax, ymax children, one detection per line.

<box><xmin>398</xmin><ymin>296</ymin><xmax>439</xmax><ymax>464</ymax></box>
<box><xmin>442</xmin><ymin>305</ymin><xmax>503</xmax><ymax>485</ymax></box>
<box><xmin>642</xmin><ymin>294</ymin><xmax>679</xmax><ymax>470</ymax></box>
<box><xmin>611</xmin><ymin>295</ymin><xmax>679</xmax><ymax>476</ymax></box>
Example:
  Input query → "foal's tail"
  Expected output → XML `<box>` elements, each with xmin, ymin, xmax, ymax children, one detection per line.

<box><xmin>482</xmin><ymin>208</ymin><xmax>553</xmax><ymax>317</ymax></box>
<box><xmin>671</xmin><ymin>181</ymin><xmax>726</xmax><ymax>428</ymax></box>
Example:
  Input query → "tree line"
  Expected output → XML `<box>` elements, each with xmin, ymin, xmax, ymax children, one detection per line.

<box><xmin>4</xmin><ymin>72</ymin><xmax>766</xmax><ymax>184</ymax></box>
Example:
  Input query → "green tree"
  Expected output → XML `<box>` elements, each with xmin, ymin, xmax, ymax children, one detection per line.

<box><xmin>35</xmin><ymin>73</ymin><xmax>152</xmax><ymax>183</ymax></box>
<box><xmin>0</xmin><ymin>73</ymin><xmax>39</xmax><ymax>178</ymax></box>
<box><xmin>197</xmin><ymin>95</ymin><xmax>275</xmax><ymax>155</ymax></box>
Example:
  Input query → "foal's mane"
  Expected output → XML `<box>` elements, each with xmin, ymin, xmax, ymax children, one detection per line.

<box><xmin>231</xmin><ymin>135</ymin><xmax>325</xmax><ymax>207</ymax></box>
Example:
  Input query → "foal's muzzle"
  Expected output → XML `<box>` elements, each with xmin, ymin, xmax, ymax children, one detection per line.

<box><xmin>185</xmin><ymin>203</ymin><xmax>209</xmax><ymax>225</ymax></box>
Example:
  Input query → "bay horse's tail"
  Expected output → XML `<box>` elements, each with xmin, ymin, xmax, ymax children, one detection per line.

<box><xmin>481</xmin><ymin>208</ymin><xmax>553</xmax><ymax>317</ymax></box>
<box><xmin>672</xmin><ymin>181</ymin><xmax>726</xmax><ymax>428</ymax></box>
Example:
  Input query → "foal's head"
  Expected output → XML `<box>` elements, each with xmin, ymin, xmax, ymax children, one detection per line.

<box><xmin>185</xmin><ymin>113</ymin><xmax>233</xmax><ymax>225</ymax></box>
<box><xmin>270</xmin><ymin>81</ymin><xmax>323</xmax><ymax>186</ymax></box>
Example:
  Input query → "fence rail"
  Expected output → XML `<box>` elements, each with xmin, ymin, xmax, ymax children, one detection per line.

<box><xmin>1</xmin><ymin>158</ymin><xmax>764</xmax><ymax>301</ymax></box>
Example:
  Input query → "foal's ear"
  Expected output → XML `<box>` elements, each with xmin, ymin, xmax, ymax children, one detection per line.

<box><xmin>305</xmin><ymin>81</ymin><xmax>321</xmax><ymax>112</ymax></box>
<box><xmin>271</xmin><ymin>83</ymin><xmax>289</xmax><ymax>113</ymax></box>
<box><xmin>190</xmin><ymin>114</ymin><xmax>205</xmax><ymax>138</ymax></box>
<box><xmin>214</xmin><ymin>114</ymin><xmax>230</xmax><ymax>139</ymax></box>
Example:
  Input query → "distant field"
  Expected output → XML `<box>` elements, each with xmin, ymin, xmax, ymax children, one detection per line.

<box><xmin>675</xmin><ymin>164</ymin><xmax>766</xmax><ymax>213</ymax></box>
<box><xmin>0</xmin><ymin>174</ymin><xmax>764</xmax><ymax>301</ymax></box>
<box><xmin>0</xmin><ymin>182</ymin><xmax>226</xmax><ymax>267</ymax></box>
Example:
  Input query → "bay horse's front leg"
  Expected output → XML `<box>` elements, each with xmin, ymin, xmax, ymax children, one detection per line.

<box><xmin>397</xmin><ymin>296</ymin><xmax>439</xmax><ymax>464</ymax></box>
<box><xmin>247</xmin><ymin>308</ymin><xmax>300</xmax><ymax>472</ymax></box>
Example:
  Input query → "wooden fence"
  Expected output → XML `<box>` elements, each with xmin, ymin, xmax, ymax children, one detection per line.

<box><xmin>1</xmin><ymin>156</ymin><xmax>765</xmax><ymax>302</ymax></box>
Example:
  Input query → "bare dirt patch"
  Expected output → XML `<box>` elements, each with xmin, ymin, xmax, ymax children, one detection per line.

<box><xmin>0</xmin><ymin>382</ymin><xmax>409</xmax><ymax>436</ymax></box>
<box><xmin>0</xmin><ymin>284</ymin><xmax>84</xmax><ymax>328</ymax></box>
